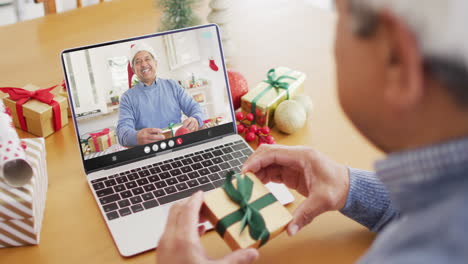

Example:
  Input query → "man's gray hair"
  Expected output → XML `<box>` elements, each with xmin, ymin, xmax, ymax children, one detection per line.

<box><xmin>348</xmin><ymin>0</ymin><xmax>468</xmax><ymax>107</ymax></box>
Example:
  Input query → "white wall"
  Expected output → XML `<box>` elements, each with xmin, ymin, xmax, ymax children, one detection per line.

<box><xmin>304</xmin><ymin>0</ymin><xmax>333</xmax><ymax>9</ymax></box>
<box><xmin>160</xmin><ymin>27</ymin><xmax>231</xmax><ymax>120</ymax></box>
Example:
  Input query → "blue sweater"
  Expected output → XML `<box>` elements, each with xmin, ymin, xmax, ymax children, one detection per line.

<box><xmin>116</xmin><ymin>78</ymin><xmax>205</xmax><ymax>147</ymax></box>
<box><xmin>341</xmin><ymin>137</ymin><xmax>468</xmax><ymax>263</ymax></box>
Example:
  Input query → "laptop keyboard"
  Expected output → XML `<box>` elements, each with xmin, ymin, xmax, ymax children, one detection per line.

<box><xmin>90</xmin><ymin>140</ymin><xmax>253</xmax><ymax>221</ymax></box>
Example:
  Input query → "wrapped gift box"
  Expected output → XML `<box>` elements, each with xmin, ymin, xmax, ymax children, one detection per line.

<box><xmin>51</xmin><ymin>81</ymin><xmax>72</xmax><ymax>117</ymax></box>
<box><xmin>0</xmin><ymin>90</ymin><xmax>8</xmax><ymax>100</ymax></box>
<box><xmin>241</xmin><ymin>67</ymin><xmax>306</xmax><ymax>127</ymax></box>
<box><xmin>202</xmin><ymin>117</ymin><xmax>224</xmax><ymax>129</ymax></box>
<box><xmin>1</xmin><ymin>84</ymin><xmax>68</xmax><ymax>137</ymax></box>
<box><xmin>0</xmin><ymin>138</ymin><xmax>48</xmax><ymax>248</ymax></box>
<box><xmin>81</xmin><ymin>142</ymin><xmax>91</xmax><ymax>156</ymax></box>
<box><xmin>203</xmin><ymin>172</ymin><xmax>292</xmax><ymax>250</ymax></box>
<box><xmin>161</xmin><ymin>123</ymin><xmax>183</xmax><ymax>139</ymax></box>
<box><xmin>87</xmin><ymin>129</ymin><xmax>117</xmax><ymax>153</ymax></box>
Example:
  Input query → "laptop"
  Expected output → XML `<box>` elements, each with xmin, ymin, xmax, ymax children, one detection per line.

<box><xmin>61</xmin><ymin>24</ymin><xmax>294</xmax><ymax>257</ymax></box>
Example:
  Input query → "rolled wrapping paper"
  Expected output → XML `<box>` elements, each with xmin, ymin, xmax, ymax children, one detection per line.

<box><xmin>0</xmin><ymin>101</ymin><xmax>33</xmax><ymax>187</ymax></box>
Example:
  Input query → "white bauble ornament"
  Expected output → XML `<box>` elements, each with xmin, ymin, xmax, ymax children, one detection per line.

<box><xmin>209</xmin><ymin>0</ymin><xmax>231</xmax><ymax>9</ymax></box>
<box><xmin>292</xmin><ymin>95</ymin><xmax>313</xmax><ymax>117</ymax></box>
<box><xmin>274</xmin><ymin>100</ymin><xmax>307</xmax><ymax>134</ymax></box>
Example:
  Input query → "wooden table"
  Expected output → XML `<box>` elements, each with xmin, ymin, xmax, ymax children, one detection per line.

<box><xmin>0</xmin><ymin>0</ymin><xmax>381</xmax><ymax>263</ymax></box>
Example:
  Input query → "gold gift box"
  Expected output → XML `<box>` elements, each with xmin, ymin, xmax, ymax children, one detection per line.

<box><xmin>51</xmin><ymin>83</ymin><xmax>72</xmax><ymax>117</ymax></box>
<box><xmin>240</xmin><ymin>67</ymin><xmax>306</xmax><ymax>127</ymax></box>
<box><xmin>161</xmin><ymin>123</ymin><xmax>183</xmax><ymax>139</ymax></box>
<box><xmin>203</xmin><ymin>172</ymin><xmax>292</xmax><ymax>250</ymax></box>
<box><xmin>0</xmin><ymin>90</ymin><xmax>8</xmax><ymax>100</ymax></box>
<box><xmin>2</xmin><ymin>84</ymin><xmax>68</xmax><ymax>137</ymax></box>
<box><xmin>88</xmin><ymin>130</ymin><xmax>117</xmax><ymax>153</ymax></box>
<box><xmin>202</xmin><ymin>117</ymin><xmax>224</xmax><ymax>129</ymax></box>
<box><xmin>81</xmin><ymin>142</ymin><xmax>91</xmax><ymax>155</ymax></box>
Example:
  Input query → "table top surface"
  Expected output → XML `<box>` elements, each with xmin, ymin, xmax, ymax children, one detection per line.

<box><xmin>0</xmin><ymin>0</ymin><xmax>382</xmax><ymax>263</ymax></box>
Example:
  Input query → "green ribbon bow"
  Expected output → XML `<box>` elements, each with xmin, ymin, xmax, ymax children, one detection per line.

<box><xmin>216</xmin><ymin>171</ymin><xmax>278</xmax><ymax>247</ymax></box>
<box><xmin>168</xmin><ymin>123</ymin><xmax>175</xmax><ymax>137</ymax></box>
<box><xmin>250</xmin><ymin>69</ymin><xmax>297</xmax><ymax>124</ymax></box>
<box><xmin>81</xmin><ymin>136</ymin><xmax>90</xmax><ymax>145</ymax></box>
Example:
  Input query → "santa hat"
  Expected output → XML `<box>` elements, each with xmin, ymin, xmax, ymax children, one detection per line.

<box><xmin>128</xmin><ymin>42</ymin><xmax>157</xmax><ymax>66</ymax></box>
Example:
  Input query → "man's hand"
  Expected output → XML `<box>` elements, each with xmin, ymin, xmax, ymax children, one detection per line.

<box><xmin>157</xmin><ymin>191</ymin><xmax>259</xmax><ymax>264</ymax></box>
<box><xmin>182</xmin><ymin>117</ymin><xmax>199</xmax><ymax>132</ymax></box>
<box><xmin>136</xmin><ymin>128</ymin><xmax>165</xmax><ymax>145</ymax></box>
<box><xmin>242</xmin><ymin>144</ymin><xmax>350</xmax><ymax>236</ymax></box>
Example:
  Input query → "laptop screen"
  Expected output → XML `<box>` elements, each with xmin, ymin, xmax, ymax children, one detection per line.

<box><xmin>61</xmin><ymin>24</ymin><xmax>235</xmax><ymax>173</ymax></box>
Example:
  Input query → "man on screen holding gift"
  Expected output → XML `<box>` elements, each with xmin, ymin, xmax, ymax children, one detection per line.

<box><xmin>156</xmin><ymin>0</ymin><xmax>468</xmax><ymax>263</ymax></box>
<box><xmin>116</xmin><ymin>42</ymin><xmax>205</xmax><ymax>147</ymax></box>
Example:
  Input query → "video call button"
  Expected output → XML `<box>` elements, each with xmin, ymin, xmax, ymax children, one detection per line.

<box><xmin>168</xmin><ymin>140</ymin><xmax>175</xmax><ymax>148</ymax></box>
<box><xmin>152</xmin><ymin>144</ymin><xmax>159</xmax><ymax>152</ymax></box>
<box><xmin>160</xmin><ymin>142</ymin><xmax>167</xmax><ymax>150</ymax></box>
<box><xmin>144</xmin><ymin>146</ymin><xmax>151</xmax><ymax>154</ymax></box>
<box><xmin>176</xmin><ymin>138</ymin><xmax>183</xmax><ymax>145</ymax></box>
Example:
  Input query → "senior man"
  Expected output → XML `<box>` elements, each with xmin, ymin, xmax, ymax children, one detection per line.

<box><xmin>116</xmin><ymin>42</ymin><xmax>205</xmax><ymax>147</ymax></box>
<box><xmin>157</xmin><ymin>0</ymin><xmax>468</xmax><ymax>263</ymax></box>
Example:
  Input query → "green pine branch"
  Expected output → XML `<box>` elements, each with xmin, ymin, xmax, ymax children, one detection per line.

<box><xmin>156</xmin><ymin>0</ymin><xmax>202</xmax><ymax>31</ymax></box>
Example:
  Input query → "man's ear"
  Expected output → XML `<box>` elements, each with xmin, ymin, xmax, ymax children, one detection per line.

<box><xmin>380</xmin><ymin>11</ymin><xmax>425</xmax><ymax>111</ymax></box>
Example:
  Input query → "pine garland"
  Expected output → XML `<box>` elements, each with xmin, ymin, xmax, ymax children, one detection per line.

<box><xmin>156</xmin><ymin>0</ymin><xmax>201</xmax><ymax>31</ymax></box>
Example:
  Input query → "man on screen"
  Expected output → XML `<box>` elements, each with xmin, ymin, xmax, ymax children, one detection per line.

<box><xmin>117</xmin><ymin>42</ymin><xmax>205</xmax><ymax>147</ymax></box>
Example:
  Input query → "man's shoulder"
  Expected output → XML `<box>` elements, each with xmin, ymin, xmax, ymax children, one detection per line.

<box><xmin>157</xmin><ymin>78</ymin><xmax>183</xmax><ymax>95</ymax></box>
<box><xmin>411</xmin><ymin>186</ymin><xmax>468</xmax><ymax>235</ymax></box>
<box><xmin>363</xmin><ymin>199</ymin><xmax>468</xmax><ymax>263</ymax></box>
<box><xmin>124</xmin><ymin>84</ymin><xmax>146</xmax><ymax>95</ymax></box>
<box><xmin>158</xmin><ymin>78</ymin><xmax>179</xmax><ymax>88</ymax></box>
<box><xmin>120</xmin><ymin>85</ymin><xmax>146</xmax><ymax>105</ymax></box>
<box><xmin>393</xmin><ymin>188</ymin><xmax>468</xmax><ymax>245</ymax></box>
<box><xmin>441</xmin><ymin>186</ymin><xmax>468</xmax><ymax>229</ymax></box>
<box><xmin>360</xmin><ymin>180</ymin><xmax>468</xmax><ymax>263</ymax></box>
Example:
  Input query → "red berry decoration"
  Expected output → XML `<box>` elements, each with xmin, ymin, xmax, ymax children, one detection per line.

<box><xmin>227</xmin><ymin>70</ymin><xmax>249</xmax><ymax>110</ymax></box>
<box><xmin>245</xmin><ymin>132</ymin><xmax>256</xmax><ymax>142</ymax></box>
<box><xmin>235</xmin><ymin>112</ymin><xmax>244</xmax><ymax>121</ymax></box>
<box><xmin>261</xmin><ymin>126</ymin><xmax>270</xmax><ymax>135</ymax></box>
<box><xmin>237</xmin><ymin>123</ymin><xmax>245</xmax><ymax>133</ymax></box>
<box><xmin>249</xmin><ymin>125</ymin><xmax>258</xmax><ymax>134</ymax></box>
<box><xmin>246</xmin><ymin>113</ymin><xmax>254</xmax><ymax>122</ymax></box>
<box><xmin>235</xmin><ymin>109</ymin><xmax>275</xmax><ymax>147</ymax></box>
<box><xmin>265</xmin><ymin>135</ymin><xmax>275</xmax><ymax>144</ymax></box>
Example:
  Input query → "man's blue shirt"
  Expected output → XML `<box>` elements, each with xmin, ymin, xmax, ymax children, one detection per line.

<box><xmin>116</xmin><ymin>78</ymin><xmax>205</xmax><ymax>146</ymax></box>
<box><xmin>341</xmin><ymin>137</ymin><xmax>468</xmax><ymax>263</ymax></box>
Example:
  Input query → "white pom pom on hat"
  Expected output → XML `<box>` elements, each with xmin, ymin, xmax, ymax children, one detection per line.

<box><xmin>128</xmin><ymin>42</ymin><xmax>157</xmax><ymax>66</ymax></box>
